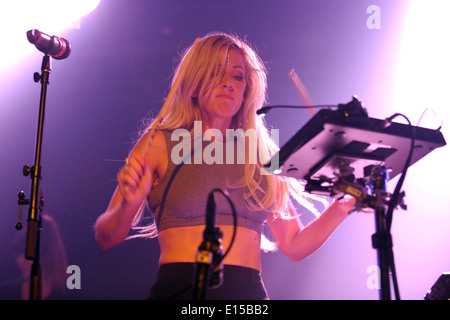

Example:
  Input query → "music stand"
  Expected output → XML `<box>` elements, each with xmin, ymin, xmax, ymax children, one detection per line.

<box><xmin>264</xmin><ymin>97</ymin><xmax>446</xmax><ymax>300</ymax></box>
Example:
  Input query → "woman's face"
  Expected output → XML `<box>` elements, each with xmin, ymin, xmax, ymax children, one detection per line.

<box><xmin>199</xmin><ymin>47</ymin><xmax>247</xmax><ymax>129</ymax></box>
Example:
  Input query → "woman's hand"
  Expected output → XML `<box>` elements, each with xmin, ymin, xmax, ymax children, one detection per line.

<box><xmin>117</xmin><ymin>151</ymin><xmax>152</xmax><ymax>210</ymax></box>
<box><xmin>267</xmin><ymin>194</ymin><xmax>357</xmax><ymax>262</ymax></box>
<box><xmin>95</xmin><ymin>130</ymin><xmax>166</xmax><ymax>250</ymax></box>
<box><xmin>333</xmin><ymin>194</ymin><xmax>357</xmax><ymax>216</ymax></box>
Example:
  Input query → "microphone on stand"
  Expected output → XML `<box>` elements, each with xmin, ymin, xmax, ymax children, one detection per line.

<box><xmin>27</xmin><ymin>29</ymin><xmax>71</xmax><ymax>60</ymax></box>
<box><xmin>206</xmin><ymin>193</ymin><xmax>224</xmax><ymax>289</ymax></box>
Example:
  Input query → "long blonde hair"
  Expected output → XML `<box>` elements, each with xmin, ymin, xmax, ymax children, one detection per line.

<box><xmin>129</xmin><ymin>32</ymin><xmax>318</xmax><ymax>239</ymax></box>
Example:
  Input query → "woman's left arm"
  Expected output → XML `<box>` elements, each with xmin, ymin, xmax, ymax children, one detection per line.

<box><xmin>267</xmin><ymin>196</ymin><xmax>356</xmax><ymax>261</ymax></box>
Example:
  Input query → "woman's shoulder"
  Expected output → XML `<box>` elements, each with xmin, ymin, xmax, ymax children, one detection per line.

<box><xmin>131</xmin><ymin>129</ymin><xmax>168</xmax><ymax>157</ymax></box>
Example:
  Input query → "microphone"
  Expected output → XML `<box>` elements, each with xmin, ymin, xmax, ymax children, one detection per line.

<box><xmin>257</xmin><ymin>104</ymin><xmax>335</xmax><ymax>116</ymax></box>
<box><xmin>256</xmin><ymin>105</ymin><xmax>275</xmax><ymax>115</ymax></box>
<box><xmin>27</xmin><ymin>29</ymin><xmax>71</xmax><ymax>60</ymax></box>
<box><xmin>205</xmin><ymin>192</ymin><xmax>224</xmax><ymax>289</ymax></box>
<box><xmin>205</xmin><ymin>192</ymin><xmax>216</xmax><ymax>234</ymax></box>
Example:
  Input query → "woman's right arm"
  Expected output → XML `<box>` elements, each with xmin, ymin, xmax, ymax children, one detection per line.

<box><xmin>94</xmin><ymin>130</ymin><xmax>166</xmax><ymax>250</ymax></box>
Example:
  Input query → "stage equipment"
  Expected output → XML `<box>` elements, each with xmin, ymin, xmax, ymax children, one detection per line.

<box><xmin>424</xmin><ymin>272</ymin><xmax>450</xmax><ymax>300</ymax></box>
<box><xmin>264</xmin><ymin>96</ymin><xmax>446</xmax><ymax>300</ymax></box>
<box><xmin>193</xmin><ymin>189</ymin><xmax>237</xmax><ymax>300</ymax></box>
<box><xmin>15</xmin><ymin>30</ymin><xmax>71</xmax><ymax>300</ymax></box>
<box><xmin>257</xmin><ymin>104</ymin><xmax>335</xmax><ymax>116</ymax></box>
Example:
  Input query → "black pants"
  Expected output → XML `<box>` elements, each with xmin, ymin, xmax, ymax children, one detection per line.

<box><xmin>148</xmin><ymin>263</ymin><xmax>269</xmax><ymax>300</ymax></box>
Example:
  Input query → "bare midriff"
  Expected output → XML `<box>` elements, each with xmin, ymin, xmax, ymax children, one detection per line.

<box><xmin>157</xmin><ymin>225</ymin><xmax>262</xmax><ymax>271</ymax></box>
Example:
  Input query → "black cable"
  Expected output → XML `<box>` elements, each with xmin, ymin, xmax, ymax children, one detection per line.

<box><xmin>155</xmin><ymin>162</ymin><xmax>184</xmax><ymax>229</ymax></box>
<box><xmin>385</xmin><ymin>113</ymin><xmax>415</xmax><ymax>231</ymax></box>
<box><xmin>207</xmin><ymin>188</ymin><xmax>238</xmax><ymax>264</ymax></box>
<box><xmin>383</xmin><ymin>112</ymin><xmax>416</xmax><ymax>300</ymax></box>
<box><xmin>257</xmin><ymin>104</ymin><xmax>335</xmax><ymax>115</ymax></box>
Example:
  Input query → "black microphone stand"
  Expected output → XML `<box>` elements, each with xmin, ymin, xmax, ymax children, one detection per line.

<box><xmin>366</xmin><ymin>165</ymin><xmax>394</xmax><ymax>300</ymax></box>
<box><xmin>193</xmin><ymin>191</ymin><xmax>224</xmax><ymax>300</ymax></box>
<box><xmin>328</xmin><ymin>163</ymin><xmax>399</xmax><ymax>300</ymax></box>
<box><xmin>16</xmin><ymin>54</ymin><xmax>52</xmax><ymax>300</ymax></box>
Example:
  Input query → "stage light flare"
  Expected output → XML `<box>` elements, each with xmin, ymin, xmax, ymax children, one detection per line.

<box><xmin>393</xmin><ymin>1</ymin><xmax>450</xmax><ymax>128</ymax></box>
<box><xmin>391</xmin><ymin>0</ymin><xmax>450</xmax><ymax>196</ymax></box>
<box><xmin>388</xmin><ymin>0</ymin><xmax>450</xmax><ymax>299</ymax></box>
<box><xmin>0</xmin><ymin>0</ymin><xmax>101</xmax><ymax>77</ymax></box>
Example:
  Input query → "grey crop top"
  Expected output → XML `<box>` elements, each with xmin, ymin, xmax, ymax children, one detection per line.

<box><xmin>148</xmin><ymin>130</ymin><xmax>271</xmax><ymax>234</ymax></box>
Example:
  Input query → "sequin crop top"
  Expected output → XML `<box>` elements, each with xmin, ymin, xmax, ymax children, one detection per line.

<box><xmin>147</xmin><ymin>130</ymin><xmax>271</xmax><ymax>234</ymax></box>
